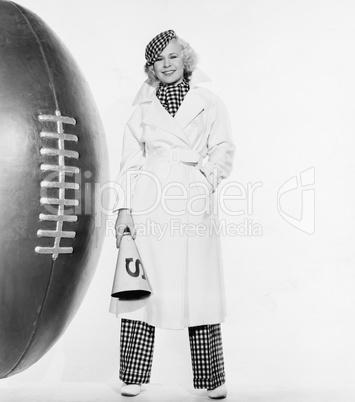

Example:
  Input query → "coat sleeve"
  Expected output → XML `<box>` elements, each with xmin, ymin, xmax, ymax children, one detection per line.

<box><xmin>201</xmin><ymin>94</ymin><xmax>235</xmax><ymax>191</ymax></box>
<box><xmin>113</xmin><ymin>118</ymin><xmax>146</xmax><ymax>211</ymax></box>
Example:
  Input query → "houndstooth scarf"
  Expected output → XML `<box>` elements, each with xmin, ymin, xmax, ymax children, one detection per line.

<box><xmin>156</xmin><ymin>79</ymin><xmax>190</xmax><ymax>117</ymax></box>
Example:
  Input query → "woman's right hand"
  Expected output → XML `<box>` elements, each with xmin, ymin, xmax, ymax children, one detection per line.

<box><xmin>115</xmin><ymin>208</ymin><xmax>136</xmax><ymax>248</ymax></box>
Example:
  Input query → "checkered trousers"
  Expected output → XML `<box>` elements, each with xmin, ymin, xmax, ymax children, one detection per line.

<box><xmin>119</xmin><ymin>319</ymin><xmax>225</xmax><ymax>389</ymax></box>
<box><xmin>119</xmin><ymin>319</ymin><xmax>155</xmax><ymax>384</ymax></box>
<box><xmin>188</xmin><ymin>324</ymin><xmax>226</xmax><ymax>389</ymax></box>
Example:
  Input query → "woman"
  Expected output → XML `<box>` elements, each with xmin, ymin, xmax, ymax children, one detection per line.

<box><xmin>111</xmin><ymin>30</ymin><xmax>235</xmax><ymax>399</ymax></box>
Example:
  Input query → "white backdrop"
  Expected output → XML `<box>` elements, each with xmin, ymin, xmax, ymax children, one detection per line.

<box><xmin>5</xmin><ymin>0</ymin><xmax>355</xmax><ymax>392</ymax></box>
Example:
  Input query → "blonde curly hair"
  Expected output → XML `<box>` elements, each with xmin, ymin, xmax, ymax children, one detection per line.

<box><xmin>144</xmin><ymin>37</ymin><xmax>198</xmax><ymax>83</ymax></box>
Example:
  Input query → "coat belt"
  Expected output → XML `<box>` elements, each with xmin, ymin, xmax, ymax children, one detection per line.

<box><xmin>147</xmin><ymin>148</ymin><xmax>202</xmax><ymax>166</ymax></box>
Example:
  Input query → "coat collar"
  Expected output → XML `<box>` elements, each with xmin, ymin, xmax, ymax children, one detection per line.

<box><xmin>132</xmin><ymin>67</ymin><xmax>211</xmax><ymax>106</ymax></box>
<box><xmin>132</xmin><ymin>68</ymin><xmax>211</xmax><ymax>145</ymax></box>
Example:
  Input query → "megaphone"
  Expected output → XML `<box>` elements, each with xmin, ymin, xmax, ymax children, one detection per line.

<box><xmin>111</xmin><ymin>229</ymin><xmax>152</xmax><ymax>300</ymax></box>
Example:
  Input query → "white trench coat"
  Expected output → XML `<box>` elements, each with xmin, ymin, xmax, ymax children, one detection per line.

<box><xmin>110</xmin><ymin>69</ymin><xmax>235</xmax><ymax>329</ymax></box>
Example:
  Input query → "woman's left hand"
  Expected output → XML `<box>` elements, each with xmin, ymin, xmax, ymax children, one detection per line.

<box><xmin>115</xmin><ymin>208</ymin><xmax>136</xmax><ymax>248</ymax></box>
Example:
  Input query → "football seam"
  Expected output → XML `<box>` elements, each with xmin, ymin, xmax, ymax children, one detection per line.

<box><xmin>35</xmin><ymin>110</ymin><xmax>80</xmax><ymax>260</ymax></box>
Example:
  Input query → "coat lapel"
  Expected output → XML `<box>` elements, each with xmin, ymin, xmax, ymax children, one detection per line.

<box><xmin>133</xmin><ymin>68</ymin><xmax>211</xmax><ymax>146</ymax></box>
<box><xmin>174</xmin><ymin>89</ymin><xmax>207</xmax><ymax>129</ymax></box>
<box><xmin>142</xmin><ymin>96</ymin><xmax>190</xmax><ymax>146</ymax></box>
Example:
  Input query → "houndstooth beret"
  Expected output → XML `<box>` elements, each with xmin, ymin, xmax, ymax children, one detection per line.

<box><xmin>145</xmin><ymin>30</ymin><xmax>177</xmax><ymax>66</ymax></box>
